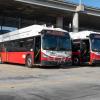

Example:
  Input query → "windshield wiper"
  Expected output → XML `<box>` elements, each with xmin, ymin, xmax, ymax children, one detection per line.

<box><xmin>58</xmin><ymin>48</ymin><xmax>66</xmax><ymax>50</ymax></box>
<box><xmin>48</xmin><ymin>47</ymin><xmax>57</xmax><ymax>50</ymax></box>
<box><xmin>93</xmin><ymin>48</ymin><xmax>100</xmax><ymax>52</ymax></box>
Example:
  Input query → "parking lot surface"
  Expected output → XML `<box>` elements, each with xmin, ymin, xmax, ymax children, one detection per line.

<box><xmin>0</xmin><ymin>64</ymin><xmax>100</xmax><ymax>100</ymax></box>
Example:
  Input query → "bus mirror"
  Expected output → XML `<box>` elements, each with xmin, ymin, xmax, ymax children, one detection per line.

<box><xmin>30</xmin><ymin>49</ymin><xmax>33</xmax><ymax>51</ymax></box>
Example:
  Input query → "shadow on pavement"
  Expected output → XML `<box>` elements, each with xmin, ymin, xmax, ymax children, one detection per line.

<box><xmin>2</xmin><ymin>62</ymin><xmax>100</xmax><ymax>69</ymax></box>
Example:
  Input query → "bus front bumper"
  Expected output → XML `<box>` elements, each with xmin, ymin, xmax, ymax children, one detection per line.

<box><xmin>41</xmin><ymin>61</ymin><xmax>72</xmax><ymax>66</ymax></box>
<box><xmin>92</xmin><ymin>60</ymin><xmax>100</xmax><ymax>65</ymax></box>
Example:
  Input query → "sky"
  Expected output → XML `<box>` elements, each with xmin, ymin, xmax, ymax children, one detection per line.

<box><xmin>65</xmin><ymin>0</ymin><xmax>100</xmax><ymax>8</ymax></box>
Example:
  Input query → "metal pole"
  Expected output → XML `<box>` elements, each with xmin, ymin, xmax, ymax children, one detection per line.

<box><xmin>79</xmin><ymin>0</ymin><xmax>82</xmax><ymax>5</ymax></box>
<box><xmin>18</xmin><ymin>17</ymin><xmax>21</xmax><ymax>29</ymax></box>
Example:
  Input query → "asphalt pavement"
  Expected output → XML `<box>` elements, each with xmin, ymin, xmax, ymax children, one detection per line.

<box><xmin>0</xmin><ymin>64</ymin><xmax>100</xmax><ymax>100</ymax></box>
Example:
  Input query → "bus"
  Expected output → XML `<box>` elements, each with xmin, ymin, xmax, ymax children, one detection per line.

<box><xmin>70</xmin><ymin>31</ymin><xmax>100</xmax><ymax>65</ymax></box>
<box><xmin>0</xmin><ymin>25</ymin><xmax>72</xmax><ymax>67</ymax></box>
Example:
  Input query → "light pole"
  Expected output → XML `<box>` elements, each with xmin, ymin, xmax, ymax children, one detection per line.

<box><xmin>79</xmin><ymin>0</ymin><xmax>82</xmax><ymax>5</ymax></box>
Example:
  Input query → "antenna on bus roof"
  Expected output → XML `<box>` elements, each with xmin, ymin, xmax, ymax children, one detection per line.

<box><xmin>47</xmin><ymin>25</ymin><xmax>54</xmax><ymax>28</ymax></box>
<box><xmin>42</xmin><ymin>24</ymin><xmax>54</xmax><ymax>28</ymax></box>
<box><xmin>42</xmin><ymin>24</ymin><xmax>47</xmax><ymax>27</ymax></box>
<box><xmin>51</xmin><ymin>25</ymin><xmax>54</xmax><ymax>28</ymax></box>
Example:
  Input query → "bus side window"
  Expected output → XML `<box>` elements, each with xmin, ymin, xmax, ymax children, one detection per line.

<box><xmin>19</xmin><ymin>42</ymin><xmax>24</xmax><ymax>47</ymax></box>
<box><xmin>4</xmin><ymin>42</ymin><xmax>9</xmax><ymax>52</ymax></box>
<box><xmin>10</xmin><ymin>41</ymin><xmax>16</xmax><ymax>52</ymax></box>
<box><xmin>11</xmin><ymin>40</ymin><xmax>19</xmax><ymax>52</ymax></box>
<box><xmin>18</xmin><ymin>40</ymin><xmax>26</xmax><ymax>51</ymax></box>
<box><xmin>1</xmin><ymin>43</ymin><xmax>6</xmax><ymax>52</ymax></box>
<box><xmin>25</xmin><ymin>38</ymin><xmax>34</xmax><ymax>51</ymax></box>
<box><xmin>0</xmin><ymin>43</ymin><xmax>2</xmax><ymax>52</ymax></box>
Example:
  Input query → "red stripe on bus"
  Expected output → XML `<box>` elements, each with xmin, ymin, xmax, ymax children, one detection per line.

<box><xmin>0</xmin><ymin>52</ymin><xmax>34</xmax><ymax>64</ymax></box>
<box><xmin>90</xmin><ymin>52</ymin><xmax>100</xmax><ymax>60</ymax></box>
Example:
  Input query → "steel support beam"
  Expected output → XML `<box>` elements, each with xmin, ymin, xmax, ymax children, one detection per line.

<box><xmin>15</xmin><ymin>0</ymin><xmax>76</xmax><ymax>12</ymax></box>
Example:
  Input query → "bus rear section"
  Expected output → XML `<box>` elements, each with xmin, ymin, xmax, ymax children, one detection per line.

<box><xmin>71</xmin><ymin>31</ymin><xmax>100</xmax><ymax>65</ymax></box>
<box><xmin>0</xmin><ymin>25</ymin><xmax>72</xmax><ymax>67</ymax></box>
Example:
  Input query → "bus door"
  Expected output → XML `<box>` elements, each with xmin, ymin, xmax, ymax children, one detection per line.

<box><xmin>80</xmin><ymin>40</ymin><xmax>90</xmax><ymax>63</ymax></box>
<box><xmin>1</xmin><ymin>43</ymin><xmax>8</xmax><ymax>62</ymax></box>
<box><xmin>72</xmin><ymin>40</ymin><xmax>81</xmax><ymax>65</ymax></box>
<box><xmin>34</xmin><ymin>36</ymin><xmax>41</xmax><ymax>64</ymax></box>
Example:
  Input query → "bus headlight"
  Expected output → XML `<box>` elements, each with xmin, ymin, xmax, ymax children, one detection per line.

<box><xmin>42</xmin><ymin>53</ymin><xmax>48</xmax><ymax>58</ymax></box>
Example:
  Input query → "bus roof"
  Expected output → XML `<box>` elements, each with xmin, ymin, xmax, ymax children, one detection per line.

<box><xmin>70</xmin><ymin>30</ymin><xmax>100</xmax><ymax>40</ymax></box>
<box><xmin>0</xmin><ymin>25</ymin><xmax>68</xmax><ymax>42</ymax></box>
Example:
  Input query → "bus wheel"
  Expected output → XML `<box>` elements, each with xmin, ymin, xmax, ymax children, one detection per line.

<box><xmin>25</xmin><ymin>55</ymin><xmax>33</xmax><ymax>68</ymax></box>
<box><xmin>73</xmin><ymin>57</ymin><xmax>80</xmax><ymax>65</ymax></box>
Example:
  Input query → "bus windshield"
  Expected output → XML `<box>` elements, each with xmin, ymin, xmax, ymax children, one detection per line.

<box><xmin>59</xmin><ymin>37</ymin><xmax>71</xmax><ymax>50</ymax></box>
<box><xmin>91</xmin><ymin>38</ymin><xmax>100</xmax><ymax>52</ymax></box>
<box><xmin>42</xmin><ymin>34</ymin><xmax>71</xmax><ymax>51</ymax></box>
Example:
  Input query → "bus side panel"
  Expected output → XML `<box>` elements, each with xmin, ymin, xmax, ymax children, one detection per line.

<box><xmin>90</xmin><ymin>52</ymin><xmax>100</xmax><ymax>64</ymax></box>
<box><xmin>90</xmin><ymin>52</ymin><xmax>95</xmax><ymax>64</ymax></box>
<box><xmin>7</xmin><ymin>52</ymin><xmax>34</xmax><ymax>64</ymax></box>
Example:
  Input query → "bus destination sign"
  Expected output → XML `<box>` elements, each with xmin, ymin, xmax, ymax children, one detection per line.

<box><xmin>46</xmin><ymin>30</ymin><xmax>65</xmax><ymax>36</ymax></box>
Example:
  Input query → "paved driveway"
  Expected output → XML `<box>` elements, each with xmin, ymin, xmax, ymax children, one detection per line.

<box><xmin>0</xmin><ymin>64</ymin><xmax>100</xmax><ymax>100</ymax></box>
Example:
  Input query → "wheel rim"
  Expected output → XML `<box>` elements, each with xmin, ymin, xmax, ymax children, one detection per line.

<box><xmin>74</xmin><ymin>58</ymin><xmax>79</xmax><ymax>64</ymax></box>
<box><xmin>27</xmin><ymin>58</ymin><xmax>32</xmax><ymax>67</ymax></box>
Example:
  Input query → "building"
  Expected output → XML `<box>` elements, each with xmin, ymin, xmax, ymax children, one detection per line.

<box><xmin>0</xmin><ymin>0</ymin><xmax>100</xmax><ymax>34</ymax></box>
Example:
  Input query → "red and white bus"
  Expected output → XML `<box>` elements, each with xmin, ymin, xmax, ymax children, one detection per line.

<box><xmin>0</xmin><ymin>25</ymin><xmax>72</xmax><ymax>67</ymax></box>
<box><xmin>70</xmin><ymin>31</ymin><xmax>100</xmax><ymax>65</ymax></box>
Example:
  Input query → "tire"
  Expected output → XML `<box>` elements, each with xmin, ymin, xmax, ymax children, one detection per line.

<box><xmin>91</xmin><ymin>62</ymin><xmax>95</xmax><ymax>66</ymax></box>
<box><xmin>25</xmin><ymin>55</ymin><xmax>33</xmax><ymax>68</ymax></box>
<box><xmin>73</xmin><ymin>57</ymin><xmax>80</xmax><ymax>65</ymax></box>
